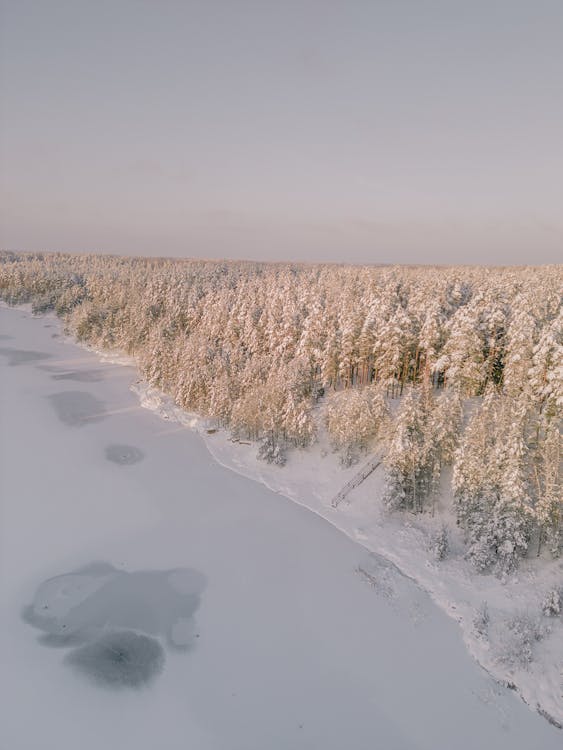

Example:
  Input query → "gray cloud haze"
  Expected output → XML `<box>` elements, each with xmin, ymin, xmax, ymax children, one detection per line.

<box><xmin>1</xmin><ymin>1</ymin><xmax>562</xmax><ymax>264</ymax></box>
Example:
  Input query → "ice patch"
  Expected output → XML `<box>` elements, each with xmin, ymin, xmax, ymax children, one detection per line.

<box><xmin>0</xmin><ymin>346</ymin><xmax>51</xmax><ymax>365</ymax></box>
<box><xmin>65</xmin><ymin>631</ymin><xmax>165</xmax><ymax>688</ymax></box>
<box><xmin>105</xmin><ymin>444</ymin><xmax>145</xmax><ymax>465</ymax></box>
<box><xmin>23</xmin><ymin>563</ymin><xmax>205</xmax><ymax>686</ymax></box>
<box><xmin>50</xmin><ymin>368</ymin><xmax>105</xmax><ymax>382</ymax></box>
<box><xmin>48</xmin><ymin>390</ymin><xmax>106</xmax><ymax>426</ymax></box>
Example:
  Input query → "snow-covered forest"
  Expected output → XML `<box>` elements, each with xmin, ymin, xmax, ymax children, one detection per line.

<box><xmin>1</xmin><ymin>251</ymin><xmax>561</xmax><ymax>576</ymax></box>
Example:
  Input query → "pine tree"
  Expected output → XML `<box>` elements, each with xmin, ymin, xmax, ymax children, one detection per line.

<box><xmin>453</xmin><ymin>393</ymin><xmax>533</xmax><ymax>574</ymax></box>
<box><xmin>533</xmin><ymin>419</ymin><xmax>562</xmax><ymax>557</ymax></box>
<box><xmin>384</xmin><ymin>386</ymin><xmax>434</xmax><ymax>513</ymax></box>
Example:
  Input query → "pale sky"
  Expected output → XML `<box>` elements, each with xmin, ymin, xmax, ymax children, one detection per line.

<box><xmin>1</xmin><ymin>1</ymin><xmax>562</xmax><ymax>264</ymax></box>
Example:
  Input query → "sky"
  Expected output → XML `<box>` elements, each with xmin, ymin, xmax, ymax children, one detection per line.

<box><xmin>1</xmin><ymin>1</ymin><xmax>562</xmax><ymax>265</ymax></box>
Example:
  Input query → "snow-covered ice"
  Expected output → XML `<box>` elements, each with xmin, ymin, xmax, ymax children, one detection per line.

<box><xmin>1</xmin><ymin>305</ymin><xmax>561</xmax><ymax>749</ymax></box>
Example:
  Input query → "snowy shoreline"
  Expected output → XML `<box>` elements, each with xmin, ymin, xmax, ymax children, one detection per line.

<box><xmin>132</xmin><ymin>380</ymin><xmax>563</xmax><ymax>728</ymax></box>
<box><xmin>4</xmin><ymin>302</ymin><xmax>562</xmax><ymax>727</ymax></box>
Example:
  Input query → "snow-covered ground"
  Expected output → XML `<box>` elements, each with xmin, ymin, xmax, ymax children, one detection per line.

<box><xmin>1</xmin><ymin>305</ymin><xmax>561</xmax><ymax>749</ymax></box>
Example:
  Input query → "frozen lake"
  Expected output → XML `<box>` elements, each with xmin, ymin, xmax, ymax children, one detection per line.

<box><xmin>0</xmin><ymin>306</ymin><xmax>560</xmax><ymax>750</ymax></box>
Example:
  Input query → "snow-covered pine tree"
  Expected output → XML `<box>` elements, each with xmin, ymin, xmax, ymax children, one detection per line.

<box><xmin>533</xmin><ymin>418</ymin><xmax>562</xmax><ymax>557</ymax></box>
<box><xmin>325</xmin><ymin>384</ymin><xmax>388</xmax><ymax>466</ymax></box>
<box><xmin>383</xmin><ymin>385</ymin><xmax>434</xmax><ymax>513</ymax></box>
<box><xmin>453</xmin><ymin>392</ymin><xmax>533</xmax><ymax>574</ymax></box>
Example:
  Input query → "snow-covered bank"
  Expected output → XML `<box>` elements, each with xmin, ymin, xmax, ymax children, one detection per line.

<box><xmin>134</xmin><ymin>380</ymin><xmax>563</xmax><ymax>727</ymax></box>
<box><xmin>1</xmin><ymin>305</ymin><xmax>561</xmax><ymax>750</ymax></box>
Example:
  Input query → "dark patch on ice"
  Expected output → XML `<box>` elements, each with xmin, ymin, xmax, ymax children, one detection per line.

<box><xmin>0</xmin><ymin>334</ymin><xmax>13</xmax><ymax>340</ymax></box>
<box><xmin>52</xmin><ymin>369</ymin><xmax>105</xmax><ymax>382</ymax></box>
<box><xmin>48</xmin><ymin>390</ymin><xmax>106</xmax><ymax>426</ymax></box>
<box><xmin>74</xmin><ymin>561</ymin><xmax>119</xmax><ymax>575</ymax></box>
<box><xmin>22</xmin><ymin>564</ymin><xmax>206</xmax><ymax>648</ymax></box>
<box><xmin>65</xmin><ymin>631</ymin><xmax>165</xmax><ymax>688</ymax></box>
<box><xmin>356</xmin><ymin>564</ymin><xmax>396</xmax><ymax>600</ymax></box>
<box><xmin>21</xmin><ymin>604</ymin><xmax>86</xmax><ymax>648</ymax></box>
<box><xmin>105</xmin><ymin>444</ymin><xmax>145</xmax><ymax>465</ymax></box>
<box><xmin>38</xmin><ymin>365</ymin><xmax>106</xmax><ymax>382</ymax></box>
<box><xmin>23</xmin><ymin>563</ymin><xmax>205</xmax><ymax>687</ymax></box>
<box><xmin>0</xmin><ymin>346</ymin><xmax>51</xmax><ymax>366</ymax></box>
